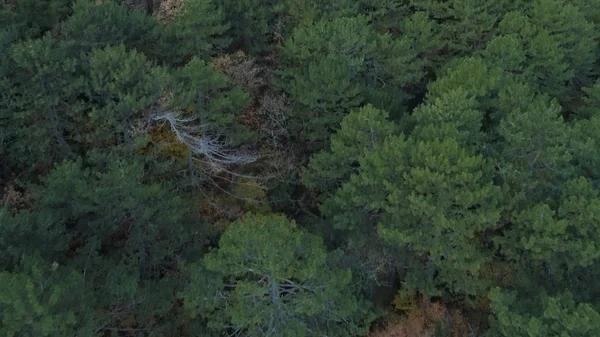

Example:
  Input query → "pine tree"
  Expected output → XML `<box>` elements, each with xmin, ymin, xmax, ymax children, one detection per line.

<box><xmin>405</xmin><ymin>0</ymin><xmax>523</xmax><ymax>55</ymax></box>
<box><xmin>528</xmin><ymin>0</ymin><xmax>598</xmax><ymax>87</ymax></box>
<box><xmin>167</xmin><ymin>0</ymin><xmax>231</xmax><ymax>61</ymax></box>
<box><xmin>488</xmin><ymin>288</ymin><xmax>600</xmax><ymax>337</ymax></box>
<box><xmin>1</xmin><ymin>155</ymin><xmax>200</xmax><ymax>334</ymax></box>
<box><xmin>487</xmin><ymin>0</ymin><xmax>598</xmax><ymax>101</ymax></box>
<box><xmin>571</xmin><ymin>115</ymin><xmax>600</xmax><ymax>180</ymax></box>
<box><xmin>219</xmin><ymin>0</ymin><xmax>283</xmax><ymax>55</ymax></box>
<box><xmin>84</xmin><ymin>43</ymin><xmax>168</xmax><ymax>153</ymax></box>
<box><xmin>497</xmin><ymin>93</ymin><xmax>572</xmax><ymax>201</ymax></box>
<box><xmin>60</xmin><ymin>0</ymin><xmax>166</xmax><ymax>59</ymax></box>
<box><xmin>0</xmin><ymin>0</ymin><xmax>73</xmax><ymax>39</ymax></box>
<box><xmin>181</xmin><ymin>214</ymin><xmax>375</xmax><ymax>337</ymax></box>
<box><xmin>411</xmin><ymin>87</ymin><xmax>486</xmax><ymax>149</ymax></box>
<box><xmin>279</xmin><ymin>15</ymin><xmax>423</xmax><ymax>145</ymax></box>
<box><xmin>303</xmin><ymin>104</ymin><xmax>397</xmax><ymax>196</ymax></box>
<box><xmin>170</xmin><ymin>57</ymin><xmax>252</xmax><ymax>146</ymax></box>
<box><xmin>281</xmin><ymin>0</ymin><xmax>359</xmax><ymax>30</ymax></box>
<box><xmin>0</xmin><ymin>255</ymin><xmax>97</xmax><ymax>337</ymax></box>
<box><xmin>578</xmin><ymin>80</ymin><xmax>600</xmax><ymax>119</ymax></box>
<box><xmin>326</xmin><ymin>136</ymin><xmax>501</xmax><ymax>296</ymax></box>
<box><xmin>2</xmin><ymin>33</ymin><xmax>85</xmax><ymax>177</ymax></box>
<box><xmin>497</xmin><ymin>177</ymin><xmax>600</xmax><ymax>278</ymax></box>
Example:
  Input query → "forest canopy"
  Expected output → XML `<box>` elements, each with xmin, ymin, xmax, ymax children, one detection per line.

<box><xmin>1</xmin><ymin>0</ymin><xmax>600</xmax><ymax>336</ymax></box>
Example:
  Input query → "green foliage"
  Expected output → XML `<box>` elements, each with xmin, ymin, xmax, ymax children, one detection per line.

<box><xmin>281</xmin><ymin>0</ymin><xmax>359</xmax><ymax>29</ymax></box>
<box><xmin>571</xmin><ymin>116</ymin><xmax>600</xmax><ymax>180</ymax></box>
<box><xmin>425</xmin><ymin>56</ymin><xmax>509</xmax><ymax>129</ymax></box>
<box><xmin>280</xmin><ymin>53</ymin><xmax>362</xmax><ymax>144</ymax></box>
<box><xmin>3</xmin><ymin>0</ymin><xmax>600</xmax><ymax>335</ymax></box>
<box><xmin>425</xmin><ymin>56</ymin><xmax>575</xmax><ymax>161</ymax></box>
<box><xmin>497</xmin><ymin>177</ymin><xmax>600</xmax><ymax>277</ymax></box>
<box><xmin>488</xmin><ymin>0</ymin><xmax>598</xmax><ymax>101</ymax></box>
<box><xmin>181</xmin><ymin>214</ymin><xmax>375</xmax><ymax>336</ymax></box>
<box><xmin>578</xmin><ymin>80</ymin><xmax>600</xmax><ymax>119</ymax></box>
<box><xmin>303</xmin><ymin>104</ymin><xmax>397</xmax><ymax>196</ymax></box>
<box><xmin>497</xmin><ymin>94</ymin><xmax>572</xmax><ymax>200</ymax></box>
<box><xmin>397</xmin><ymin>11</ymin><xmax>445</xmax><ymax>73</ymax></box>
<box><xmin>0</xmin><ymin>206</ymin><xmax>67</xmax><ymax>272</ymax></box>
<box><xmin>0</xmin><ymin>255</ymin><xmax>96</xmax><ymax>337</ymax></box>
<box><xmin>411</xmin><ymin>88</ymin><xmax>485</xmax><ymax>149</ymax></box>
<box><xmin>40</xmin><ymin>156</ymin><xmax>193</xmax><ymax>263</ymax></box>
<box><xmin>85</xmin><ymin>43</ymin><xmax>167</xmax><ymax>150</ymax></box>
<box><xmin>167</xmin><ymin>0</ymin><xmax>231</xmax><ymax>61</ymax></box>
<box><xmin>1</xmin><ymin>0</ymin><xmax>73</xmax><ymax>38</ymax></box>
<box><xmin>569</xmin><ymin>0</ymin><xmax>600</xmax><ymax>26</ymax></box>
<box><xmin>427</xmin><ymin>57</ymin><xmax>501</xmax><ymax>106</ymax></box>
<box><xmin>171</xmin><ymin>57</ymin><xmax>252</xmax><ymax>145</ymax></box>
<box><xmin>1</xmin><ymin>154</ymin><xmax>198</xmax><ymax>334</ymax></box>
<box><xmin>219</xmin><ymin>0</ymin><xmax>283</xmax><ymax>54</ymax></box>
<box><xmin>2</xmin><ymin>33</ymin><xmax>85</xmax><ymax>176</ymax></box>
<box><xmin>406</xmin><ymin>0</ymin><xmax>523</xmax><ymax>55</ymax></box>
<box><xmin>61</xmin><ymin>0</ymin><xmax>166</xmax><ymax>59</ymax></box>
<box><xmin>528</xmin><ymin>0</ymin><xmax>598</xmax><ymax>82</ymax></box>
<box><xmin>279</xmin><ymin>15</ymin><xmax>379</xmax><ymax>115</ymax></box>
<box><xmin>326</xmin><ymin>136</ymin><xmax>501</xmax><ymax>295</ymax></box>
<box><xmin>487</xmin><ymin>288</ymin><xmax>600</xmax><ymax>337</ymax></box>
<box><xmin>279</xmin><ymin>15</ymin><xmax>424</xmax><ymax>144</ymax></box>
<box><xmin>356</xmin><ymin>0</ymin><xmax>406</xmax><ymax>32</ymax></box>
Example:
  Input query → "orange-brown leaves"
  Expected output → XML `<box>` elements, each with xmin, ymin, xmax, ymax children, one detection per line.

<box><xmin>371</xmin><ymin>293</ymin><xmax>468</xmax><ymax>337</ymax></box>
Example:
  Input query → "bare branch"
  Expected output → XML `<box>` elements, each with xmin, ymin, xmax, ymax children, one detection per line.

<box><xmin>150</xmin><ymin>109</ymin><xmax>258</xmax><ymax>168</ymax></box>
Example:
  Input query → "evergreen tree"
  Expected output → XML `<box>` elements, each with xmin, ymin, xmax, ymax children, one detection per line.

<box><xmin>486</xmin><ymin>1</ymin><xmax>598</xmax><ymax>101</ymax></box>
<box><xmin>170</xmin><ymin>57</ymin><xmax>252</xmax><ymax>145</ymax></box>
<box><xmin>167</xmin><ymin>0</ymin><xmax>231</xmax><ymax>61</ymax></box>
<box><xmin>0</xmin><ymin>255</ymin><xmax>96</xmax><ymax>337</ymax></box>
<box><xmin>0</xmin><ymin>0</ymin><xmax>73</xmax><ymax>39</ymax></box>
<box><xmin>303</xmin><ymin>104</ymin><xmax>397</xmax><ymax>197</ymax></box>
<box><xmin>279</xmin><ymin>15</ymin><xmax>424</xmax><ymax>145</ymax></box>
<box><xmin>2</xmin><ymin>0</ymin><xmax>600</xmax><ymax>334</ymax></box>
<box><xmin>578</xmin><ymin>80</ymin><xmax>600</xmax><ymax>119</ymax></box>
<box><xmin>487</xmin><ymin>288</ymin><xmax>600</xmax><ymax>337</ymax></box>
<box><xmin>0</xmin><ymin>156</ymin><xmax>199</xmax><ymax>334</ymax></box>
<box><xmin>2</xmin><ymin>34</ymin><xmax>85</xmax><ymax>177</ymax></box>
<box><xmin>497</xmin><ymin>94</ymin><xmax>572</xmax><ymax>202</ymax></box>
<box><xmin>496</xmin><ymin>177</ymin><xmax>600</xmax><ymax>280</ymax></box>
<box><xmin>571</xmin><ymin>115</ymin><xmax>600</xmax><ymax>180</ymax></box>
<box><xmin>219</xmin><ymin>0</ymin><xmax>283</xmax><ymax>55</ymax></box>
<box><xmin>405</xmin><ymin>0</ymin><xmax>523</xmax><ymax>55</ymax></box>
<box><xmin>326</xmin><ymin>136</ymin><xmax>501</xmax><ymax>296</ymax></box>
<box><xmin>181</xmin><ymin>214</ymin><xmax>375</xmax><ymax>336</ymax></box>
<box><xmin>281</xmin><ymin>0</ymin><xmax>359</xmax><ymax>30</ymax></box>
<box><xmin>411</xmin><ymin>88</ymin><xmax>486</xmax><ymax>149</ymax></box>
<box><xmin>84</xmin><ymin>43</ymin><xmax>168</xmax><ymax>153</ymax></box>
<box><xmin>60</xmin><ymin>0</ymin><xmax>166</xmax><ymax>59</ymax></box>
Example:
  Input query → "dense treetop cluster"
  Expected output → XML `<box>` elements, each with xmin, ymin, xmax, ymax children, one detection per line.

<box><xmin>1</xmin><ymin>0</ymin><xmax>600</xmax><ymax>336</ymax></box>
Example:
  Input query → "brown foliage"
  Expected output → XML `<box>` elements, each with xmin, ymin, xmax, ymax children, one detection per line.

<box><xmin>154</xmin><ymin>0</ymin><xmax>184</xmax><ymax>24</ymax></box>
<box><xmin>199</xmin><ymin>189</ymin><xmax>243</xmax><ymax>236</ymax></box>
<box><xmin>2</xmin><ymin>185</ymin><xmax>30</xmax><ymax>212</ymax></box>
<box><xmin>212</xmin><ymin>51</ymin><xmax>266</xmax><ymax>96</ymax></box>
<box><xmin>147</xmin><ymin>123</ymin><xmax>189</xmax><ymax>160</ymax></box>
<box><xmin>371</xmin><ymin>293</ymin><xmax>468</xmax><ymax>337</ymax></box>
<box><xmin>212</xmin><ymin>52</ymin><xmax>290</xmax><ymax>147</ymax></box>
